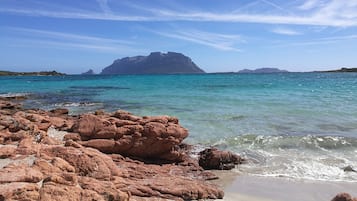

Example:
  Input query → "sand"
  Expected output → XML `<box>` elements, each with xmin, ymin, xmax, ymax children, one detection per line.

<box><xmin>212</xmin><ymin>171</ymin><xmax>357</xmax><ymax>201</ymax></box>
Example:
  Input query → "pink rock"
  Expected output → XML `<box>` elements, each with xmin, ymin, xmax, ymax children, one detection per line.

<box><xmin>0</xmin><ymin>146</ymin><xmax>16</xmax><ymax>159</ymax></box>
<box><xmin>41</xmin><ymin>145</ymin><xmax>121</xmax><ymax>180</ymax></box>
<box><xmin>0</xmin><ymin>182</ymin><xmax>39</xmax><ymax>200</ymax></box>
<box><xmin>73</xmin><ymin>114</ymin><xmax>118</xmax><ymax>139</ymax></box>
<box><xmin>0</xmin><ymin>164</ymin><xmax>43</xmax><ymax>183</ymax></box>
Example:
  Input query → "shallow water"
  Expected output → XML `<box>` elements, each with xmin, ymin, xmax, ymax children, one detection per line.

<box><xmin>1</xmin><ymin>73</ymin><xmax>357</xmax><ymax>181</ymax></box>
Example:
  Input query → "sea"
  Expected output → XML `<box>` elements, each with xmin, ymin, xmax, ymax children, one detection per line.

<box><xmin>1</xmin><ymin>72</ymin><xmax>357</xmax><ymax>182</ymax></box>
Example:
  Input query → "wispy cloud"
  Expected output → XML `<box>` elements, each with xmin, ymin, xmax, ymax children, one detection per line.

<box><xmin>260</xmin><ymin>0</ymin><xmax>292</xmax><ymax>14</ymax></box>
<box><xmin>273</xmin><ymin>34</ymin><xmax>357</xmax><ymax>47</ymax></box>
<box><xmin>298</xmin><ymin>0</ymin><xmax>323</xmax><ymax>10</ymax></box>
<box><xmin>1</xmin><ymin>1</ymin><xmax>357</xmax><ymax>27</ymax></box>
<box><xmin>96</xmin><ymin>0</ymin><xmax>112</xmax><ymax>15</ymax></box>
<box><xmin>11</xmin><ymin>27</ymin><xmax>134</xmax><ymax>45</ymax></box>
<box><xmin>152</xmin><ymin>29</ymin><xmax>243</xmax><ymax>51</ymax></box>
<box><xmin>6</xmin><ymin>27</ymin><xmax>144</xmax><ymax>54</ymax></box>
<box><xmin>272</xmin><ymin>27</ymin><xmax>302</xmax><ymax>35</ymax></box>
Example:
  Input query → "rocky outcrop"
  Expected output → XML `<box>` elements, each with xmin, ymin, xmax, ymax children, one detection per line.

<box><xmin>81</xmin><ymin>69</ymin><xmax>95</xmax><ymax>75</ymax></box>
<box><xmin>101</xmin><ymin>52</ymin><xmax>205</xmax><ymax>74</ymax></box>
<box><xmin>73</xmin><ymin>111</ymin><xmax>188</xmax><ymax>162</ymax></box>
<box><xmin>0</xmin><ymin>100</ymin><xmax>225</xmax><ymax>200</ymax></box>
<box><xmin>199</xmin><ymin>148</ymin><xmax>243</xmax><ymax>170</ymax></box>
<box><xmin>318</xmin><ymin>68</ymin><xmax>357</xmax><ymax>73</ymax></box>
<box><xmin>331</xmin><ymin>193</ymin><xmax>357</xmax><ymax>201</ymax></box>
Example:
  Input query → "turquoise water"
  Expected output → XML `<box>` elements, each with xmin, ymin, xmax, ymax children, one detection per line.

<box><xmin>1</xmin><ymin>73</ymin><xmax>357</xmax><ymax>181</ymax></box>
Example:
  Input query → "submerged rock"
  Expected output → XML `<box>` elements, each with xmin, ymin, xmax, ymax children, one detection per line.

<box><xmin>343</xmin><ymin>166</ymin><xmax>357</xmax><ymax>173</ymax></box>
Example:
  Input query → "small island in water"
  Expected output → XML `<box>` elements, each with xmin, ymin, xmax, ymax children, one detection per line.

<box><xmin>81</xmin><ymin>69</ymin><xmax>95</xmax><ymax>75</ymax></box>
<box><xmin>315</xmin><ymin>67</ymin><xmax>357</xmax><ymax>73</ymax></box>
<box><xmin>101</xmin><ymin>51</ymin><xmax>205</xmax><ymax>75</ymax></box>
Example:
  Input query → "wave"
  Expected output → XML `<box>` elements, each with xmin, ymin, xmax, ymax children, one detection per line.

<box><xmin>54</xmin><ymin>102</ymin><xmax>102</xmax><ymax>107</ymax></box>
<box><xmin>212</xmin><ymin>134</ymin><xmax>357</xmax><ymax>151</ymax></box>
<box><xmin>0</xmin><ymin>92</ymin><xmax>31</xmax><ymax>98</ymax></box>
<box><xmin>209</xmin><ymin>134</ymin><xmax>357</xmax><ymax>182</ymax></box>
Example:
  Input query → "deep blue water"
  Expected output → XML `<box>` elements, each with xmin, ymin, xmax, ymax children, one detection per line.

<box><xmin>1</xmin><ymin>73</ymin><xmax>357</xmax><ymax>181</ymax></box>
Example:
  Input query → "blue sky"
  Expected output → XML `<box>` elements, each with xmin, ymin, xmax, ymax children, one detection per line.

<box><xmin>1</xmin><ymin>0</ymin><xmax>357</xmax><ymax>74</ymax></box>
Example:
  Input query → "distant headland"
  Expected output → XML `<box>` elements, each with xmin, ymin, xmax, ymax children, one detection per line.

<box><xmin>0</xmin><ymin>70</ymin><xmax>65</xmax><ymax>76</ymax></box>
<box><xmin>101</xmin><ymin>52</ymin><xmax>205</xmax><ymax>75</ymax></box>
<box><xmin>237</xmin><ymin>68</ymin><xmax>289</xmax><ymax>74</ymax></box>
<box><xmin>315</xmin><ymin>67</ymin><xmax>357</xmax><ymax>73</ymax></box>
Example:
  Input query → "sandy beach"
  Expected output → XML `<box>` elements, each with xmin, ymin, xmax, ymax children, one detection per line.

<box><xmin>213</xmin><ymin>171</ymin><xmax>357</xmax><ymax>201</ymax></box>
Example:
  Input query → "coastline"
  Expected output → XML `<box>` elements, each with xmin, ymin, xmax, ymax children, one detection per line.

<box><xmin>1</xmin><ymin>92</ymin><xmax>356</xmax><ymax>200</ymax></box>
<box><xmin>0</xmin><ymin>98</ymin><xmax>230</xmax><ymax>200</ymax></box>
<box><xmin>213</xmin><ymin>171</ymin><xmax>357</xmax><ymax>201</ymax></box>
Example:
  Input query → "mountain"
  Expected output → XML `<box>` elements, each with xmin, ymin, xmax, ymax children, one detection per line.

<box><xmin>238</xmin><ymin>68</ymin><xmax>288</xmax><ymax>73</ymax></box>
<box><xmin>81</xmin><ymin>69</ymin><xmax>95</xmax><ymax>75</ymax></box>
<box><xmin>101</xmin><ymin>52</ymin><xmax>205</xmax><ymax>75</ymax></box>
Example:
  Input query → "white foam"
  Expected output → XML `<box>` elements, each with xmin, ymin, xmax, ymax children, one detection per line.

<box><xmin>0</xmin><ymin>92</ymin><xmax>30</xmax><ymax>98</ymax></box>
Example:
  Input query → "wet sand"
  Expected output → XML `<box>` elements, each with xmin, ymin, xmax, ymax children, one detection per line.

<box><xmin>212</xmin><ymin>171</ymin><xmax>357</xmax><ymax>201</ymax></box>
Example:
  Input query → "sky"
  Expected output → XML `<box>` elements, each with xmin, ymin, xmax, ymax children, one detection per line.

<box><xmin>1</xmin><ymin>0</ymin><xmax>357</xmax><ymax>74</ymax></box>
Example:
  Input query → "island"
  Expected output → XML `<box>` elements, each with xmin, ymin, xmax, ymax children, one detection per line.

<box><xmin>101</xmin><ymin>52</ymin><xmax>205</xmax><ymax>75</ymax></box>
<box><xmin>0</xmin><ymin>70</ymin><xmax>65</xmax><ymax>76</ymax></box>
<box><xmin>237</xmin><ymin>68</ymin><xmax>288</xmax><ymax>73</ymax></box>
<box><xmin>316</xmin><ymin>67</ymin><xmax>357</xmax><ymax>73</ymax></box>
<box><xmin>81</xmin><ymin>69</ymin><xmax>95</xmax><ymax>75</ymax></box>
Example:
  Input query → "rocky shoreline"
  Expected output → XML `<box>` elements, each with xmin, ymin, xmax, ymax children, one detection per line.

<box><xmin>0</xmin><ymin>99</ymin><xmax>242</xmax><ymax>200</ymax></box>
<box><xmin>0</xmin><ymin>98</ymin><xmax>355</xmax><ymax>201</ymax></box>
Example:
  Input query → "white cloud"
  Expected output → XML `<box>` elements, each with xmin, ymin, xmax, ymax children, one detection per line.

<box><xmin>272</xmin><ymin>27</ymin><xmax>302</xmax><ymax>35</ymax></box>
<box><xmin>11</xmin><ymin>27</ymin><xmax>134</xmax><ymax>45</ymax></box>
<box><xmin>273</xmin><ymin>34</ymin><xmax>357</xmax><ymax>47</ymax></box>
<box><xmin>298</xmin><ymin>0</ymin><xmax>323</xmax><ymax>10</ymax></box>
<box><xmin>6</xmin><ymin>27</ymin><xmax>144</xmax><ymax>54</ymax></box>
<box><xmin>152</xmin><ymin>29</ymin><xmax>243</xmax><ymax>51</ymax></box>
<box><xmin>1</xmin><ymin>1</ymin><xmax>357</xmax><ymax>27</ymax></box>
<box><xmin>96</xmin><ymin>0</ymin><xmax>112</xmax><ymax>15</ymax></box>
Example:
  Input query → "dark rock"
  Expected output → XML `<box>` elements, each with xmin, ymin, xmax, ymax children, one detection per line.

<box><xmin>343</xmin><ymin>166</ymin><xmax>356</xmax><ymax>172</ymax></box>
<box><xmin>331</xmin><ymin>193</ymin><xmax>357</xmax><ymax>201</ymax></box>
<box><xmin>101</xmin><ymin>52</ymin><xmax>205</xmax><ymax>75</ymax></box>
<box><xmin>50</xmin><ymin>108</ymin><xmax>69</xmax><ymax>115</ymax></box>
<box><xmin>199</xmin><ymin>148</ymin><xmax>242</xmax><ymax>170</ymax></box>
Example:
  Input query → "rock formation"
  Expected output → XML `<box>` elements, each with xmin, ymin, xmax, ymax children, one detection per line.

<box><xmin>81</xmin><ymin>69</ymin><xmax>95</xmax><ymax>75</ymax></box>
<box><xmin>101</xmin><ymin>52</ymin><xmax>205</xmax><ymax>74</ymax></box>
<box><xmin>199</xmin><ymin>148</ymin><xmax>243</xmax><ymax>170</ymax></box>
<box><xmin>0</xmin><ymin>99</ymin><xmax>228</xmax><ymax>200</ymax></box>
